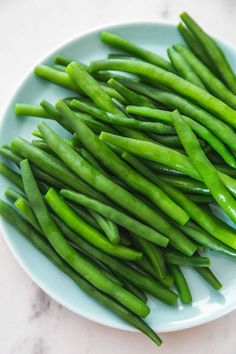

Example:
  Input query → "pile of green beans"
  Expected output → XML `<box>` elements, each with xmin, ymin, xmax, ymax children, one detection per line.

<box><xmin>2</xmin><ymin>11</ymin><xmax>236</xmax><ymax>346</ymax></box>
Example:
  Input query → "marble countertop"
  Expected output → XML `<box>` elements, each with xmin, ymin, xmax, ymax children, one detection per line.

<box><xmin>1</xmin><ymin>0</ymin><xmax>236</xmax><ymax>353</ymax></box>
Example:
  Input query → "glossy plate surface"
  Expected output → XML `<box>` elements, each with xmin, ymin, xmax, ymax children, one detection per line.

<box><xmin>1</xmin><ymin>22</ymin><xmax>236</xmax><ymax>332</ymax></box>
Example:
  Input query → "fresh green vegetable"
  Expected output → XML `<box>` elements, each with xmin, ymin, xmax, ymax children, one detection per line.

<box><xmin>0</xmin><ymin>162</ymin><xmax>24</xmax><ymax>190</ymax></box>
<box><xmin>60</xmin><ymin>189</ymin><xmax>168</xmax><ymax>246</ymax></box>
<box><xmin>100</xmin><ymin>31</ymin><xmax>174</xmax><ymax>71</ymax></box>
<box><xmin>122</xmin><ymin>151</ymin><xmax>236</xmax><ymax>250</ymax></box>
<box><xmin>71</xmin><ymin>99</ymin><xmax>174</xmax><ymax>134</ymax></box>
<box><xmin>45</xmin><ymin>188</ymin><xmax>142</xmax><ymax>261</ymax></box>
<box><xmin>195</xmin><ymin>267</ymin><xmax>222</xmax><ymax>290</ymax></box>
<box><xmin>180</xmin><ymin>12</ymin><xmax>236</xmax><ymax>93</ymax></box>
<box><xmin>125</xmin><ymin>105</ymin><xmax>236</xmax><ymax>168</ymax></box>
<box><xmin>165</xmin><ymin>250</ymin><xmax>210</xmax><ymax>267</ymax></box>
<box><xmin>89</xmin><ymin>59</ymin><xmax>236</xmax><ymax>128</ymax></box>
<box><xmin>172</xmin><ymin>110</ymin><xmax>236</xmax><ymax>225</ymax></box>
<box><xmin>167</xmin><ymin>46</ymin><xmax>205</xmax><ymax>88</ymax></box>
<box><xmin>175</xmin><ymin>44</ymin><xmax>236</xmax><ymax>109</ymax></box>
<box><xmin>122</xmin><ymin>79</ymin><xmax>236</xmax><ymax>152</ymax></box>
<box><xmin>0</xmin><ymin>200</ymin><xmax>161</xmax><ymax>345</ymax></box>
<box><xmin>107</xmin><ymin>78</ymin><xmax>156</xmax><ymax>108</ymax></box>
<box><xmin>56</xmin><ymin>100</ymin><xmax>189</xmax><ymax>227</ymax></box>
<box><xmin>132</xmin><ymin>236</ymin><xmax>167</xmax><ymax>279</ymax></box>
<box><xmin>21</xmin><ymin>160</ymin><xmax>149</xmax><ymax>317</ymax></box>
<box><xmin>89</xmin><ymin>209</ymin><xmax>120</xmax><ymax>245</ymax></box>
<box><xmin>169</xmin><ymin>265</ymin><xmax>192</xmax><ymax>303</ymax></box>
<box><xmin>10</xmin><ymin>137</ymin><xmax>107</xmax><ymax>202</ymax></box>
<box><xmin>177</xmin><ymin>22</ymin><xmax>213</xmax><ymax>69</ymax></box>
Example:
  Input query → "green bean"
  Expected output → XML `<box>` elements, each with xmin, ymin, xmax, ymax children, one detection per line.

<box><xmin>126</xmin><ymin>105</ymin><xmax>236</xmax><ymax>168</ymax></box>
<box><xmin>180</xmin><ymin>12</ymin><xmax>236</xmax><ymax>93</ymax></box>
<box><xmin>93</xmin><ymin>70</ymin><xmax>129</xmax><ymax>83</ymax></box>
<box><xmin>100</xmin><ymin>31</ymin><xmax>174</xmax><ymax>71</ymax></box>
<box><xmin>53</xmin><ymin>64</ymin><xmax>67</xmax><ymax>72</ymax></box>
<box><xmin>100</xmin><ymin>132</ymin><xmax>200</xmax><ymax>180</ymax></box>
<box><xmin>195</xmin><ymin>267</ymin><xmax>222</xmax><ymax>290</ymax></box>
<box><xmin>108</xmin><ymin>53</ymin><xmax>139</xmax><ymax>60</ymax></box>
<box><xmin>134</xmin><ymin>237</ymin><xmax>167</xmax><ymax>279</ymax></box>
<box><xmin>46</xmin><ymin>188</ymin><xmax>142</xmax><ymax>261</ymax></box>
<box><xmin>175</xmin><ymin>44</ymin><xmax>236</xmax><ymax>109</ymax></box>
<box><xmin>68</xmin><ymin>201</ymin><xmax>101</xmax><ymax>230</ymax></box>
<box><xmin>10</xmin><ymin>137</ymin><xmax>107</xmax><ymax>202</ymax></box>
<box><xmin>40</xmin><ymin>99</ymin><xmax>73</xmax><ymax>132</ymax></box>
<box><xmin>0</xmin><ymin>162</ymin><xmax>24</xmax><ymax>190</ymax></box>
<box><xmin>122</xmin><ymin>80</ymin><xmax>236</xmax><ymax>152</ymax></box>
<box><xmin>54</xmin><ymin>54</ymin><xmax>73</xmax><ymax>66</ymax></box>
<box><xmin>31</xmin><ymin>140</ymin><xmax>53</xmax><ymax>153</ymax></box>
<box><xmin>159</xmin><ymin>175</ymin><xmax>210</xmax><ymax>195</ymax></box>
<box><xmin>55</xmin><ymin>102</ymin><xmax>194</xmax><ymax>232</ymax></box>
<box><xmin>144</xmin><ymin>160</ymin><xmax>184</xmax><ymax>176</ymax></box>
<box><xmin>92</xmin><ymin>263</ymin><xmax>123</xmax><ymax>287</ymax></box>
<box><xmin>66</xmin><ymin>62</ymin><xmax>155</xmax><ymax>142</ymax></box>
<box><xmin>15</xmin><ymin>103</ymin><xmax>50</xmax><ymax>118</ymax></box>
<box><xmin>177</xmin><ymin>222</ymin><xmax>236</xmax><ymax>257</ymax></box>
<box><xmin>148</xmin><ymin>135</ymin><xmax>184</xmax><ymax>148</ymax></box>
<box><xmin>37</xmin><ymin>122</ymin><xmax>172</xmax><ymax>245</ymax></box>
<box><xmin>4</xmin><ymin>187</ymin><xmax>25</xmax><ymax>202</ymax></box>
<box><xmin>21</xmin><ymin>160</ymin><xmax>148</xmax><ymax>316</ymax></box>
<box><xmin>15</xmin><ymin>197</ymin><xmax>42</xmax><ymax>233</ymax></box>
<box><xmin>151</xmin><ymin>133</ymin><xmax>204</xmax><ymax>148</ymax></box>
<box><xmin>54</xmin><ymin>216</ymin><xmax>178</xmax><ymax>305</ymax></box>
<box><xmin>42</xmin><ymin>99</ymin><xmax>115</xmax><ymax>135</ymax></box>
<box><xmin>80</xmin><ymin>148</ymin><xmax>109</xmax><ymax>176</ymax></box>
<box><xmin>66</xmin><ymin>62</ymin><xmax>119</xmax><ymax>114</ymax></box>
<box><xmin>177</xmin><ymin>22</ymin><xmax>213</xmax><ymax>69</ymax></box>
<box><xmin>98</xmin><ymin>83</ymin><xmax>128</xmax><ymax>104</ymax></box>
<box><xmin>34</xmin><ymin>64</ymin><xmax>126</xmax><ymax>103</ymax></box>
<box><xmin>165</xmin><ymin>250</ymin><xmax>210</xmax><ymax>267</ymax></box>
<box><xmin>186</xmin><ymin>194</ymin><xmax>214</xmax><ymax>204</ymax></box>
<box><xmin>70</xmin><ymin>99</ymin><xmax>148</xmax><ymax>142</ymax></box>
<box><xmin>60</xmin><ymin>189</ymin><xmax>168</xmax><ymax>246</ymax></box>
<box><xmin>0</xmin><ymin>201</ymin><xmax>162</xmax><ymax>344</ymax></box>
<box><xmin>122</xmin><ymin>151</ymin><xmax>236</xmax><ymax>250</ymax></box>
<box><xmin>1</xmin><ymin>144</ymin><xmax>67</xmax><ymax>191</ymax></box>
<box><xmin>217</xmin><ymin>172</ymin><xmax>236</xmax><ymax>199</ymax></box>
<box><xmin>90</xmin><ymin>59</ymin><xmax>236</xmax><ymax>128</ymax></box>
<box><xmin>167</xmin><ymin>46</ymin><xmax>205</xmax><ymax>88</ymax></box>
<box><xmin>79</xmin><ymin>148</ymin><xmax>126</xmax><ymax>190</ymax></box>
<box><xmin>32</xmin><ymin>130</ymin><xmax>43</xmax><ymax>138</ymax></box>
<box><xmin>173</xmin><ymin>110</ymin><xmax>236</xmax><ymax>224</ymax></box>
<box><xmin>169</xmin><ymin>265</ymin><xmax>192</xmax><ymax>303</ymax></box>
<box><xmin>53</xmin><ymin>213</ymin><xmax>172</xmax><ymax>293</ymax></box>
<box><xmin>16</xmin><ymin>99</ymin><xmax>112</xmax><ymax>136</ymax></box>
<box><xmin>101</xmin><ymin>131</ymin><xmax>236</xmax><ymax>196</ymax></box>
<box><xmin>136</xmin><ymin>257</ymin><xmax>174</xmax><ymax>288</ymax></box>
<box><xmin>71</xmin><ymin>99</ymin><xmax>174</xmax><ymax>134</ymax></box>
<box><xmin>107</xmin><ymin>78</ymin><xmax>156</xmax><ymax>108</ymax></box>
<box><xmin>14</xmin><ymin>197</ymin><xmax>121</xmax><ymax>284</ymax></box>
<box><xmin>120</xmin><ymin>279</ymin><xmax>147</xmax><ymax>303</ymax></box>
<box><xmin>89</xmin><ymin>210</ymin><xmax>120</xmax><ymax>244</ymax></box>
<box><xmin>55</xmin><ymin>101</ymin><xmax>191</xmax><ymax>228</ymax></box>
<box><xmin>70</xmin><ymin>98</ymin><xmax>111</xmax><ymax>120</ymax></box>
<box><xmin>75</xmin><ymin>151</ymin><xmax>121</xmax><ymax>244</ymax></box>
<box><xmin>35</xmin><ymin>65</ymin><xmax>82</xmax><ymax>92</ymax></box>
<box><xmin>0</xmin><ymin>146</ymin><xmax>22</xmax><ymax>164</ymax></box>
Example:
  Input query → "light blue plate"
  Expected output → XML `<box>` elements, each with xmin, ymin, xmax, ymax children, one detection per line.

<box><xmin>1</xmin><ymin>22</ymin><xmax>236</xmax><ymax>333</ymax></box>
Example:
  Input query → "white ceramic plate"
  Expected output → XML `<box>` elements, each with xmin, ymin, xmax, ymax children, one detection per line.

<box><xmin>1</xmin><ymin>21</ymin><xmax>236</xmax><ymax>333</ymax></box>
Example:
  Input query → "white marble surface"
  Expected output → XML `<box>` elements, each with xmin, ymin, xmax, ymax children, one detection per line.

<box><xmin>1</xmin><ymin>0</ymin><xmax>236</xmax><ymax>353</ymax></box>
